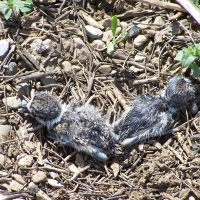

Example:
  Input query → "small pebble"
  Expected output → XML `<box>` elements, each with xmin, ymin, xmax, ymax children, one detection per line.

<box><xmin>10</xmin><ymin>180</ymin><xmax>23</xmax><ymax>191</ymax></box>
<box><xmin>134</xmin><ymin>35</ymin><xmax>148</xmax><ymax>47</ymax></box>
<box><xmin>28</xmin><ymin>182</ymin><xmax>39</xmax><ymax>195</ymax></box>
<box><xmin>3</xmin><ymin>96</ymin><xmax>22</xmax><ymax>108</ymax></box>
<box><xmin>0</xmin><ymin>125</ymin><xmax>11</xmax><ymax>142</ymax></box>
<box><xmin>120</xmin><ymin>22</ymin><xmax>128</xmax><ymax>29</ymax></box>
<box><xmin>98</xmin><ymin>65</ymin><xmax>112</xmax><ymax>74</ymax></box>
<box><xmin>12</xmin><ymin>174</ymin><xmax>26</xmax><ymax>185</ymax></box>
<box><xmin>48</xmin><ymin>179</ymin><xmax>63</xmax><ymax>188</ymax></box>
<box><xmin>190</xmin><ymin>102</ymin><xmax>198</xmax><ymax>114</ymax></box>
<box><xmin>154</xmin><ymin>16</ymin><xmax>165</xmax><ymax>26</ymax></box>
<box><xmin>30</xmin><ymin>39</ymin><xmax>49</xmax><ymax>53</ymax></box>
<box><xmin>35</xmin><ymin>190</ymin><xmax>51</xmax><ymax>200</ymax></box>
<box><xmin>92</xmin><ymin>40</ymin><xmax>105</xmax><ymax>50</ymax></box>
<box><xmin>128</xmin><ymin>26</ymin><xmax>140</xmax><ymax>39</ymax></box>
<box><xmin>0</xmin><ymin>154</ymin><xmax>5</xmax><ymax>166</ymax></box>
<box><xmin>32</xmin><ymin>171</ymin><xmax>47</xmax><ymax>184</ymax></box>
<box><xmin>62</xmin><ymin>61</ymin><xmax>72</xmax><ymax>72</ymax></box>
<box><xmin>134</xmin><ymin>53</ymin><xmax>146</xmax><ymax>62</ymax></box>
<box><xmin>5</xmin><ymin>62</ymin><xmax>18</xmax><ymax>75</ymax></box>
<box><xmin>18</xmin><ymin>154</ymin><xmax>34</xmax><ymax>167</ymax></box>
<box><xmin>85</xmin><ymin>25</ymin><xmax>103</xmax><ymax>39</ymax></box>
<box><xmin>0</xmin><ymin>39</ymin><xmax>10</xmax><ymax>59</ymax></box>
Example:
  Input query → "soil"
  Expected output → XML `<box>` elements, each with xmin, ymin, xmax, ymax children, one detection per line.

<box><xmin>0</xmin><ymin>0</ymin><xmax>200</xmax><ymax>199</ymax></box>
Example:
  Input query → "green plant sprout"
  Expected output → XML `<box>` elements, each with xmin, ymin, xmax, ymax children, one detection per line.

<box><xmin>175</xmin><ymin>44</ymin><xmax>200</xmax><ymax>78</ymax></box>
<box><xmin>107</xmin><ymin>15</ymin><xmax>128</xmax><ymax>55</ymax></box>
<box><xmin>192</xmin><ymin>0</ymin><xmax>200</xmax><ymax>8</ymax></box>
<box><xmin>0</xmin><ymin>0</ymin><xmax>33</xmax><ymax>20</ymax></box>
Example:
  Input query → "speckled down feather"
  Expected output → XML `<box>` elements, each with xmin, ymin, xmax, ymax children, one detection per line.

<box><xmin>48</xmin><ymin>104</ymin><xmax>116</xmax><ymax>161</ymax></box>
<box><xmin>118</xmin><ymin>76</ymin><xmax>195</xmax><ymax>147</ymax></box>
<box><xmin>27</xmin><ymin>92</ymin><xmax>116</xmax><ymax>162</ymax></box>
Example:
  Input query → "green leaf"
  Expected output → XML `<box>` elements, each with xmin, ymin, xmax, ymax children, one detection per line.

<box><xmin>18</xmin><ymin>5</ymin><xmax>32</xmax><ymax>12</ymax></box>
<box><xmin>174</xmin><ymin>50</ymin><xmax>184</xmax><ymax>61</ymax></box>
<box><xmin>111</xmin><ymin>15</ymin><xmax>118</xmax><ymax>37</ymax></box>
<box><xmin>190</xmin><ymin>62</ymin><xmax>200</xmax><ymax>78</ymax></box>
<box><xmin>182</xmin><ymin>50</ymin><xmax>197</xmax><ymax>68</ymax></box>
<box><xmin>107</xmin><ymin>42</ymin><xmax>115</xmax><ymax>55</ymax></box>
<box><xmin>116</xmin><ymin>29</ymin><xmax>128</xmax><ymax>44</ymax></box>
<box><xmin>0</xmin><ymin>2</ymin><xmax>8</xmax><ymax>8</ymax></box>
<box><xmin>4</xmin><ymin>8</ymin><xmax>12</xmax><ymax>19</ymax></box>
<box><xmin>12</xmin><ymin>0</ymin><xmax>25</xmax><ymax>8</ymax></box>
<box><xmin>21</xmin><ymin>0</ymin><xmax>33</xmax><ymax>3</ymax></box>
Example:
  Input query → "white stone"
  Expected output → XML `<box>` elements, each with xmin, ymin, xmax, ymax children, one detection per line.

<box><xmin>12</xmin><ymin>174</ymin><xmax>26</xmax><ymax>185</ymax></box>
<box><xmin>134</xmin><ymin>53</ymin><xmax>146</xmax><ymax>62</ymax></box>
<box><xmin>0</xmin><ymin>154</ymin><xmax>5</xmax><ymax>166</ymax></box>
<box><xmin>47</xmin><ymin>179</ymin><xmax>63</xmax><ymax>188</ymax></box>
<box><xmin>0</xmin><ymin>125</ymin><xmax>10</xmax><ymax>142</ymax></box>
<box><xmin>32</xmin><ymin>171</ymin><xmax>47</xmax><ymax>184</ymax></box>
<box><xmin>92</xmin><ymin>40</ymin><xmax>105</xmax><ymax>50</ymax></box>
<box><xmin>120</xmin><ymin>22</ymin><xmax>128</xmax><ymax>29</ymax></box>
<box><xmin>85</xmin><ymin>25</ymin><xmax>103</xmax><ymax>39</ymax></box>
<box><xmin>98</xmin><ymin>65</ymin><xmax>112</xmax><ymax>74</ymax></box>
<box><xmin>154</xmin><ymin>16</ymin><xmax>165</xmax><ymax>26</ymax></box>
<box><xmin>0</xmin><ymin>39</ymin><xmax>9</xmax><ymax>58</ymax></box>
<box><xmin>30</xmin><ymin>39</ymin><xmax>49</xmax><ymax>53</ymax></box>
<box><xmin>18</xmin><ymin>154</ymin><xmax>34</xmax><ymax>167</ymax></box>
<box><xmin>72</xmin><ymin>65</ymin><xmax>82</xmax><ymax>71</ymax></box>
<box><xmin>62</xmin><ymin>61</ymin><xmax>72</xmax><ymax>72</ymax></box>
<box><xmin>36</xmin><ymin>190</ymin><xmax>51</xmax><ymax>200</ymax></box>
<box><xmin>10</xmin><ymin>180</ymin><xmax>23</xmax><ymax>191</ymax></box>
<box><xmin>134</xmin><ymin>35</ymin><xmax>148</xmax><ymax>47</ymax></box>
<box><xmin>3</xmin><ymin>96</ymin><xmax>22</xmax><ymax>108</ymax></box>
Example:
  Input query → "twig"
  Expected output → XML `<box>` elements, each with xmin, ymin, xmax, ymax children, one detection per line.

<box><xmin>132</xmin><ymin>0</ymin><xmax>186</xmax><ymax>12</ymax></box>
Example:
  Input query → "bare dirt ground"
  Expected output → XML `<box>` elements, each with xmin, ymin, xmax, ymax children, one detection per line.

<box><xmin>1</xmin><ymin>0</ymin><xmax>200</xmax><ymax>199</ymax></box>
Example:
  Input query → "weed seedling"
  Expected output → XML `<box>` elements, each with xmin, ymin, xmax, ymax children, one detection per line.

<box><xmin>107</xmin><ymin>15</ymin><xmax>128</xmax><ymax>55</ymax></box>
<box><xmin>175</xmin><ymin>44</ymin><xmax>200</xmax><ymax>77</ymax></box>
<box><xmin>0</xmin><ymin>0</ymin><xmax>33</xmax><ymax>20</ymax></box>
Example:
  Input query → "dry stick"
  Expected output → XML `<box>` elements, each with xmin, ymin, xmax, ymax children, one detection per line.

<box><xmin>2</xmin><ymin>193</ymin><xmax>33</xmax><ymax>200</ymax></box>
<box><xmin>176</xmin><ymin>0</ymin><xmax>200</xmax><ymax>26</ymax></box>
<box><xmin>167</xmin><ymin>146</ymin><xmax>186</xmax><ymax>164</ymax></box>
<box><xmin>130</xmin><ymin>76</ymin><xmax>160</xmax><ymax>86</ymax></box>
<box><xmin>20</xmin><ymin>70</ymin><xmax>58</xmax><ymax>81</ymax></box>
<box><xmin>0</xmin><ymin>68</ymin><xmax>26</xmax><ymax>86</ymax></box>
<box><xmin>112</xmin><ymin>59</ymin><xmax>156</xmax><ymax>73</ymax></box>
<box><xmin>131</xmin><ymin>0</ymin><xmax>186</xmax><ymax>12</ymax></box>
<box><xmin>0</xmin><ymin>45</ymin><xmax>16</xmax><ymax>69</ymax></box>
<box><xmin>126</xmin><ymin>152</ymin><xmax>144</xmax><ymax>175</ymax></box>
<box><xmin>68</xmin><ymin>165</ymin><xmax>90</xmax><ymax>181</ymax></box>
<box><xmin>111</xmin><ymin>84</ymin><xmax>129</xmax><ymax>111</ymax></box>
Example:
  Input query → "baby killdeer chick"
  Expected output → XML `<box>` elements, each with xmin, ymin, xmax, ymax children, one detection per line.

<box><xmin>117</xmin><ymin>76</ymin><xmax>195</xmax><ymax>147</ymax></box>
<box><xmin>27</xmin><ymin>92</ymin><xmax>116</xmax><ymax>162</ymax></box>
